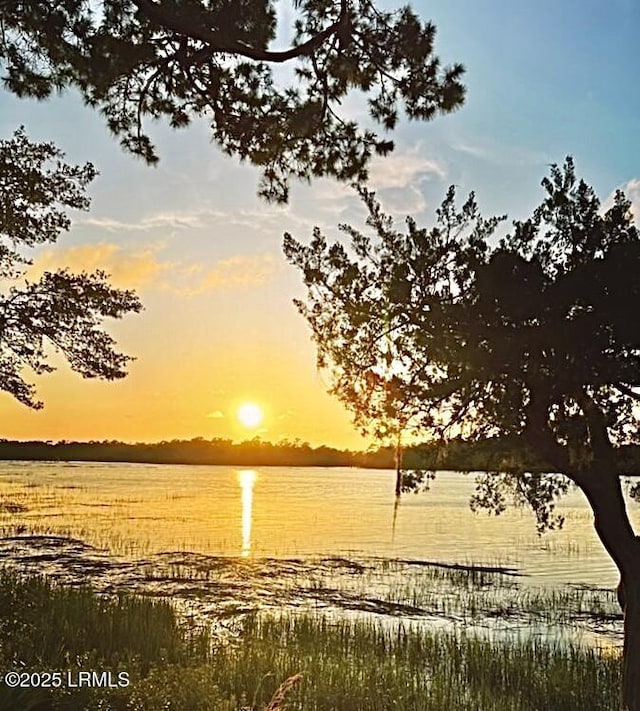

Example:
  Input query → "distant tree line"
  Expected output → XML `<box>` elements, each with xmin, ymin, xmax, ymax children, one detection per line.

<box><xmin>2</xmin><ymin>436</ymin><xmax>640</xmax><ymax>474</ymax></box>
<box><xmin>0</xmin><ymin>437</ymin><xmax>369</xmax><ymax>468</ymax></box>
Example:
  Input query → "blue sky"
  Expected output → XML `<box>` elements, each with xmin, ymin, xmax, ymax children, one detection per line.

<box><xmin>0</xmin><ymin>1</ymin><xmax>638</xmax><ymax>447</ymax></box>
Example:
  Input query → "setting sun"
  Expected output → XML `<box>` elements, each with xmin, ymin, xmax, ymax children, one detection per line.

<box><xmin>237</xmin><ymin>402</ymin><xmax>263</xmax><ymax>429</ymax></box>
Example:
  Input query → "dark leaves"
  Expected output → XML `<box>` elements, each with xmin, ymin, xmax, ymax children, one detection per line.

<box><xmin>284</xmin><ymin>184</ymin><xmax>502</xmax><ymax>453</ymax></box>
<box><xmin>0</xmin><ymin>0</ymin><xmax>464</xmax><ymax>202</ymax></box>
<box><xmin>0</xmin><ymin>127</ymin><xmax>97</xmax><ymax>246</ymax></box>
<box><xmin>287</xmin><ymin>159</ymin><xmax>640</xmax><ymax>532</ymax></box>
<box><xmin>0</xmin><ymin>129</ymin><xmax>142</xmax><ymax>408</ymax></box>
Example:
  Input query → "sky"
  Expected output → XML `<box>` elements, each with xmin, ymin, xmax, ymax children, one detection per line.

<box><xmin>1</xmin><ymin>0</ymin><xmax>639</xmax><ymax>448</ymax></box>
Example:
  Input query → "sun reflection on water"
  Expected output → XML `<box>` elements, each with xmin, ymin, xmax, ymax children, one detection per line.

<box><xmin>238</xmin><ymin>470</ymin><xmax>257</xmax><ymax>557</ymax></box>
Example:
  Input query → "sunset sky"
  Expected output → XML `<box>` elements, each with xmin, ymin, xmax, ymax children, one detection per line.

<box><xmin>1</xmin><ymin>0</ymin><xmax>639</xmax><ymax>448</ymax></box>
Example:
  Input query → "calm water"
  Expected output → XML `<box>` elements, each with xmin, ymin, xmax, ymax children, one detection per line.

<box><xmin>0</xmin><ymin>461</ymin><xmax>632</xmax><ymax>588</ymax></box>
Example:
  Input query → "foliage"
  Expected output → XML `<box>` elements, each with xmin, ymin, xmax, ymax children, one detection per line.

<box><xmin>284</xmin><ymin>183</ymin><xmax>504</xmax><ymax>491</ymax></box>
<box><xmin>0</xmin><ymin>433</ymin><xmax>601</xmax><ymax>471</ymax></box>
<box><xmin>285</xmin><ymin>159</ymin><xmax>640</xmax><ymax>532</ymax></box>
<box><xmin>0</xmin><ymin>127</ymin><xmax>141</xmax><ymax>408</ymax></box>
<box><xmin>0</xmin><ymin>435</ymin><xmax>359</xmax><ymax>466</ymax></box>
<box><xmin>0</xmin><ymin>0</ymin><xmax>465</xmax><ymax>202</ymax></box>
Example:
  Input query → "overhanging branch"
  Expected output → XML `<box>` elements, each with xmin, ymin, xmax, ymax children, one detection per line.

<box><xmin>132</xmin><ymin>0</ymin><xmax>349</xmax><ymax>63</ymax></box>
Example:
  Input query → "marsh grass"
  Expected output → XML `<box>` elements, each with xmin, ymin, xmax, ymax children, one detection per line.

<box><xmin>211</xmin><ymin>613</ymin><xmax>621</xmax><ymax>710</ymax></box>
<box><xmin>0</xmin><ymin>570</ymin><xmax>293</xmax><ymax>711</ymax></box>
<box><xmin>379</xmin><ymin>573</ymin><xmax>620</xmax><ymax>624</ymax></box>
<box><xmin>0</xmin><ymin>568</ymin><xmax>210</xmax><ymax>669</ymax></box>
<box><xmin>0</xmin><ymin>568</ymin><xmax>624</xmax><ymax>711</ymax></box>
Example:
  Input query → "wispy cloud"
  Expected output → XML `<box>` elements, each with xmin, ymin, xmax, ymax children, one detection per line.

<box><xmin>80</xmin><ymin>205</ymin><xmax>310</xmax><ymax>243</ymax></box>
<box><xmin>620</xmin><ymin>178</ymin><xmax>640</xmax><ymax>219</ymax></box>
<box><xmin>206</xmin><ymin>410</ymin><xmax>225</xmax><ymax>419</ymax></box>
<box><xmin>80</xmin><ymin>213</ymin><xmax>205</xmax><ymax>232</ymax></box>
<box><xmin>29</xmin><ymin>243</ymin><xmax>280</xmax><ymax>294</ymax></box>
<box><xmin>451</xmin><ymin>138</ymin><xmax>549</xmax><ymax>167</ymax></box>
<box><xmin>29</xmin><ymin>242</ymin><xmax>174</xmax><ymax>289</ymax></box>
<box><xmin>296</xmin><ymin>144</ymin><xmax>446</xmax><ymax>219</ymax></box>
<box><xmin>452</xmin><ymin>142</ymin><xmax>491</xmax><ymax>159</ymax></box>
<box><xmin>377</xmin><ymin>186</ymin><xmax>429</xmax><ymax>214</ymax></box>
<box><xmin>603</xmin><ymin>178</ymin><xmax>640</xmax><ymax>220</ymax></box>
<box><xmin>368</xmin><ymin>145</ymin><xmax>446</xmax><ymax>190</ymax></box>
<box><xmin>276</xmin><ymin>409</ymin><xmax>296</xmax><ymax>421</ymax></box>
<box><xmin>188</xmin><ymin>254</ymin><xmax>279</xmax><ymax>294</ymax></box>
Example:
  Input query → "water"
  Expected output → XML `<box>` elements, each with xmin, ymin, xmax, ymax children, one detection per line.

<box><xmin>0</xmin><ymin>461</ymin><xmax>629</xmax><ymax>588</ymax></box>
<box><xmin>0</xmin><ymin>461</ymin><xmax>630</xmax><ymax>649</ymax></box>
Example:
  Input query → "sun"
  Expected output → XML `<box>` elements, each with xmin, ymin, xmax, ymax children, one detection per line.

<box><xmin>237</xmin><ymin>402</ymin><xmax>264</xmax><ymax>429</ymax></box>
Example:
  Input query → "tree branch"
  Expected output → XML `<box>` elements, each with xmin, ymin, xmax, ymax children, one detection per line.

<box><xmin>576</xmin><ymin>389</ymin><xmax>613</xmax><ymax>464</ymax></box>
<box><xmin>131</xmin><ymin>0</ymin><xmax>349</xmax><ymax>63</ymax></box>
<box><xmin>614</xmin><ymin>382</ymin><xmax>640</xmax><ymax>402</ymax></box>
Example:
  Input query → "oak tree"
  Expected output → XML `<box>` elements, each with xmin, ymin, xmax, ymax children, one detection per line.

<box><xmin>285</xmin><ymin>161</ymin><xmax>640</xmax><ymax>709</ymax></box>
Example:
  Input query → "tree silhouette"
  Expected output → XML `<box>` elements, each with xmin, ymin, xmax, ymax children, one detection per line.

<box><xmin>0</xmin><ymin>127</ymin><xmax>142</xmax><ymax>408</ymax></box>
<box><xmin>0</xmin><ymin>0</ymin><xmax>464</xmax><ymax>202</ymax></box>
<box><xmin>283</xmin><ymin>199</ymin><xmax>464</xmax><ymax>495</ymax></box>
<box><xmin>286</xmin><ymin>161</ymin><xmax>640</xmax><ymax>709</ymax></box>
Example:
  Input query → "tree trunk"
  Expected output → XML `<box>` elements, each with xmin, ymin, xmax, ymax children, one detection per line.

<box><xmin>622</xmin><ymin>572</ymin><xmax>640</xmax><ymax>711</ymax></box>
<box><xmin>580</xmin><ymin>473</ymin><xmax>640</xmax><ymax>710</ymax></box>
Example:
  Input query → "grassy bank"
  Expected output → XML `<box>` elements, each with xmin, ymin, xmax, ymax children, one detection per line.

<box><xmin>0</xmin><ymin>569</ymin><xmax>622</xmax><ymax>710</ymax></box>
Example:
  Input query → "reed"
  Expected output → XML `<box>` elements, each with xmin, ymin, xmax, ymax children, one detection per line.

<box><xmin>0</xmin><ymin>569</ymin><xmax>622</xmax><ymax>710</ymax></box>
<box><xmin>209</xmin><ymin>612</ymin><xmax>621</xmax><ymax>710</ymax></box>
<box><xmin>0</xmin><ymin>568</ymin><xmax>210</xmax><ymax>670</ymax></box>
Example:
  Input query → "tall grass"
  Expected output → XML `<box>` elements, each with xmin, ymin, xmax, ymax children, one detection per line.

<box><xmin>210</xmin><ymin>613</ymin><xmax>621</xmax><ymax>710</ymax></box>
<box><xmin>0</xmin><ymin>569</ymin><xmax>215</xmax><ymax>710</ymax></box>
<box><xmin>0</xmin><ymin>568</ymin><xmax>209</xmax><ymax>669</ymax></box>
<box><xmin>0</xmin><ymin>569</ymin><xmax>622</xmax><ymax>711</ymax></box>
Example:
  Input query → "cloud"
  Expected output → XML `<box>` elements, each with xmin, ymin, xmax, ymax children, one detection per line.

<box><xmin>80</xmin><ymin>213</ymin><xmax>205</xmax><ymax>232</ymax></box>
<box><xmin>292</xmin><ymin>144</ymin><xmax>446</xmax><ymax>221</ymax></box>
<box><xmin>308</xmin><ymin>144</ymin><xmax>445</xmax><ymax>198</ymax></box>
<box><xmin>276</xmin><ymin>409</ymin><xmax>295</xmax><ymax>421</ymax></box>
<box><xmin>602</xmin><ymin>178</ymin><xmax>640</xmax><ymax>220</ymax></box>
<box><xmin>619</xmin><ymin>178</ymin><xmax>640</xmax><ymax>219</ymax></box>
<box><xmin>80</xmin><ymin>205</ymin><xmax>315</xmax><ymax>247</ymax></box>
<box><xmin>29</xmin><ymin>242</ymin><xmax>175</xmax><ymax>289</ymax></box>
<box><xmin>206</xmin><ymin>410</ymin><xmax>225</xmax><ymax>419</ymax></box>
<box><xmin>368</xmin><ymin>146</ymin><xmax>446</xmax><ymax>190</ymax></box>
<box><xmin>362</xmin><ymin>145</ymin><xmax>446</xmax><ymax>215</ymax></box>
<box><xmin>188</xmin><ymin>253</ymin><xmax>279</xmax><ymax>294</ymax></box>
<box><xmin>452</xmin><ymin>141</ymin><xmax>490</xmax><ymax>159</ymax></box>
<box><xmin>376</xmin><ymin>186</ymin><xmax>429</xmax><ymax>214</ymax></box>
<box><xmin>81</xmin><ymin>203</ymin><xmax>298</xmax><ymax>234</ymax></box>
<box><xmin>29</xmin><ymin>243</ymin><xmax>280</xmax><ymax>295</ymax></box>
<box><xmin>451</xmin><ymin>138</ymin><xmax>549</xmax><ymax>167</ymax></box>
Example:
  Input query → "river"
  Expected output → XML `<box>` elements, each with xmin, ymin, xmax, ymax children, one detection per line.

<box><xmin>0</xmin><ymin>461</ymin><xmax>631</xmax><ymax>588</ymax></box>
